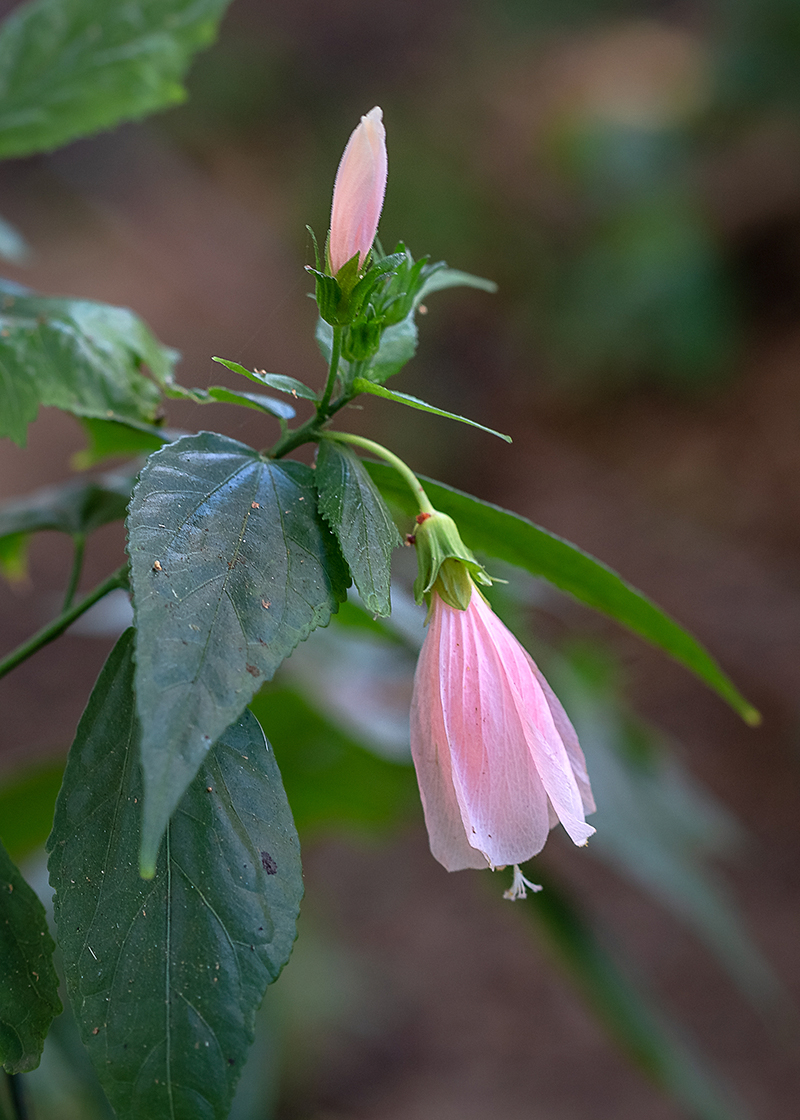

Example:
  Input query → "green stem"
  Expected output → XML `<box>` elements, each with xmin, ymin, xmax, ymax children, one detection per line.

<box><xmin>318</xmin><ymin>326</ymin><xmax>342</xmax><ymax>415</ymax></box>
<box><xmin>5</xmin><ymin>1073</ymin><xmax>28</xmax><ymax>1120</ymax></box>
<box><xmin>0</xmin><ymin>565</ymin><xmax>129</xmax><ymax>682</ymax></box>
<box><xmin>62</xmin><ymin>533</ymin><xmax>85</xmax><ymax>612</ymax></box>
<box><xmin>322</xmin><ymin>431</ymin><xmax>435</xmax><ymax>514</ymax></box>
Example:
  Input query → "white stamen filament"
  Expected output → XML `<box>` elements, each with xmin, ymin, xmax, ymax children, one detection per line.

<box><xmin>503</xmin><ymin>864</ymin><xmax>543</xmax><ymax>901</ymax></box>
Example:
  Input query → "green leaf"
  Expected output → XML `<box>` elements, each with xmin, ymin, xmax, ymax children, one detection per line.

<box><xmin>47</xmin><ymin>630</ymin><xmax>302</xmax><ymax>1120</ymax></box>
<box><xmin>0</xmin><ymin>281</ymin><xmax>174</xmax><ymax>446</ymax></box>
<box><xmin>197</xmin><ymin>386</ymin><xmax>296</xmax><ymax>421</ymax></box>
<box><xmin>0</xmin><ymin>758</ymin><xmax>65</xmax><ymax>861</ymax></box>
<box><xmin>352</xmin><ymin>378</ymin><xmax>512</xmax><ymax>442</ymax></box>
<box><xmin>0</xmin><ymin>0</ymin><xmax>234</xmax><ymax>159</ymax></box>
<box><xmin>524</xmin><ymin>875</ymin><xmax>746</xmax><ymax>1120</ymax></box>
<box><xmin>0</xmin><ymin>531</ymin><xmax>28</xmax><ymax>582</ymax></box>
<box><xmin>364</xmin><ymin>462</ymin><xmax>759</xmax><ymax>724</ymax></box>
<box><xmin>250</xmin><ymin>687</ymin><xmax>417</xmax><ymax>836</ymax></box>
<box><xmin>212</xmin><ymin>357</ymin><xmax>318</xmax><ymax>401</ymax></box>
<box><xmin>73</xmin><ymin>417</ymin><xmax>169</xmax><ymax>469</ymax></box>
<box><xmin>0</xmin><ymin>839</ymin><xmax>62</xmax><ymax>1074</ymax></box>
<box><xmin>415</xmin><ymin>267</ymin><xmax>497</xmax><ymax>304</ymax></box>
<box><xmin>552</xmin><ymin>649</ymin><xmax>787</xmax><ymax>1021</ymax></box>
<box><xmin>315</xmin><ymin>441</ymin><xmax>401</xmax><ymax>616</ymax></box>
<box><xmin>0</xmin><ymin>470</ymin><xmax>133</xmax><ymax>540</ymax></box>
<box><xmin>127</xmin><ymin>432</ymin><xmax>349</xmax><ymax>875</ymax></box>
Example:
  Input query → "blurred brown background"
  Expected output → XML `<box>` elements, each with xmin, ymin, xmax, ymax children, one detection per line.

<box><xmin>1</xmin><ymin>0</ymin><xmax>800</xmax><ymax>1116</ymax></box>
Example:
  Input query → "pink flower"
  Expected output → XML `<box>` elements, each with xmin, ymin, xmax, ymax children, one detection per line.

<box><xmin>410</xmin><ymin>586</ymin><xmax>596</xmax><ymax>876</ymax></box>
<box><xmin>329</xmin><ymin>106</ymin><xmax>387</xmax><ymax>276</ymax></box>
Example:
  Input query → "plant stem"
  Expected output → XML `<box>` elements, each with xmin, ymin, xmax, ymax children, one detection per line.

<box><xmin>0</xmin><ymin>565</ymin><xmax>129</xmax><ymax>682</ymax></box>
<box><xmin>322</xmin><ymin>431</ymin><xmax>435</xmax><ymax>514</ymax></box>
<box><xmin>62</xmin><ymin>533</ymin><xmax>85</xmax><ymax>612</ymax></box>
<box><xmin>318</xmin><ymin>326</ymin><xmax>342</xmax><ymax>415</ymax></box>
<box><xmin>5</xmin><ymin>1073</ymin><xmax>28</xmax><ymax>1120</ymax></box>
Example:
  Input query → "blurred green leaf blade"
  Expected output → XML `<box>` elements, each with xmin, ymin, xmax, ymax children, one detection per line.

<box><xmin>0</xmin><ymin>281</ymin><xmax>174</xmax><ymax>446</ymax></box>
<box><xmin>73</xmin><ymin>417</ymin><xmax>169</xmax><ymax>469</ymax></box>
<box><xmin>0</xmin><ymin>839</ymin><xmax>62</xmax><ymax>1073</ymax></box>
<box><xmin>0</xmin><ymin>759</ymin><xmax>65</xmax><ymax>861</ymax></box>
<box><xmin>127</xmin><ymin>432</ymin><xmax>349</xmax><ymax>875</ymax></box>
<box><xmin>315</xmin><ymin>440</ymin><xmax>401</xmax><ymax>616</ymax></box>
<box><xmin>527</xmin><ymin>875</ymin><xmax>747</xmax><ymax>1120</ymax></box>
<box><xmin>0</xmin><ymin>471</ymin><xmax>133</xmax><ymax>539</ymax></box>
<box><xmin>0</xmin><ymin>0</ymin><xmax>235</xmax><ymax>159</ymax></box>
<box><xmin>365</xmin><ymin>462</ymin><xmax>758</xmax><ymax>723</ymax></box>
<box><xmin>47</xmin><ymin>630</ymin><xmax>302</xmax><ymax>1120</ymax></box>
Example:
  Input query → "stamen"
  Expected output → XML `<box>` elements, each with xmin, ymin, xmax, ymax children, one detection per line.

<box><xmin>503</xmin><ymin>864</ymin><xmax>542</xmax><ymax>901</ymax></box>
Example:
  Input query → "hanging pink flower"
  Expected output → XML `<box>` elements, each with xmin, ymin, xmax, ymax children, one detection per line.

<box><xmin>409</xmin><ymin>585</ymin><xmax>596</xmax><ymax>883</ymax></box>
<box><xmin>329</xmin><ymin>106</ymin><xmax>387</xmax><ymax>276</ymax></box>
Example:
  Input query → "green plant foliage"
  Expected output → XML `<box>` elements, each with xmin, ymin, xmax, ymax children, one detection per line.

<box><xmin>0</xmin><ymin>471</ymin><xmax>133</xmax><ymax>539</ymax></box>
<box><xmin>0</xmin><ymin>0</ymin><xmax>235</xmax><ymax>159</ymax></box>
<box><xmin>250</xmin><ymin>686</ymin><xmax>418</xmax><ymax>836</ymax></box>
<box><xmin>315</xmin><ymin>440</ymin><xmax>401</xmax><ymax>617</ymax></box>
<box><xmin>127</xmin><ymin>432</ymin><xmax>349</xmax><ymax>875</ymax></box>
<box><xmin>73</xmin><ymin>417</ymin><xmax>169</xmax><ymax>469</ymax></box>
<box><xmin>47</xmin><ymin>631</ymin><xmax>303</xmax><ymax>1120</ymax></box>
<box><xmin>0</xmin><ymin>281</ymin><xmax>174</xmax><ymax>446</ymax></box>
<box><xmin>524</xmin><ymin>874</ymin><xmax>747</xmax><ymax>1120</ymax></box>
<box><xmin>192</xmin><ymin>386</ymin><xmax>296</xmax><ymax>421</ymax></box>
<box><xmin>212</xmin><ymin>358</ymin><xmax>318</xmax><ymax>402</ymax></box>
<box><xmin>0</xmin><ymin>759</ymin><xmax>65</xmax><ymax>861</ymax></box>
<box><xmin>552</xmin><ymin>649</ymin><xmax>787</xmax><ymax>1020</ymax></box>
<box><xmin>365</xmin><ymin>461</ymin><xmax>759</xmax><ymax>724</ymax></box>
<box><xmin>352</xmin><ymin>378</ymin><xmax>512</xmax><ymax>442</ymax></box>
<box><xmin>0</xmin><ymin>840</ymin><xmax>62</xmax><ymax>1074</ymax></box>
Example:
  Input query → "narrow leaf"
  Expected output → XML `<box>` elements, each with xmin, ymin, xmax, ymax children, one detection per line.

<box><xmin>48</xmin><ymin>631</ymin><xmax>302</xmax><ymax>1120</ymax></box>
<box><xmin>352</xmin><ymin>378</ymin><xmax>512</xmax><ymax>442</ymax></box>
<box><xmin>127</xmin><ymin>432</ymin><xmax>349</xmax><ymax>874</ymax></box>
<box><xmin>526</xmin><ymin>875</ymin><xmax>747</xmax><ymax>1120</ymax></box>
<box><xmin>364</xmin><ymin>462</ymin><xmax>759</xmax><ymax>724</ymax></box>
<box><xmin>0</xmin><ymin>281</ymin><xmax>173</xmax><ymax>445</ymax></box>
<box><xmin>201</xmin><ymin>386</ymin><xmax>296</xmax><ymax>421</ymax></box>
<box><xmin>0</xmin><ymin>840</ymin><xmax>62</xmax><ymax>1074</ymax></box>
<box><xmin>0</xmin><ymin>0</ymin><xmax>234</xmax><ymax>159</ymax></box>
<box><xmin>212</xmin><ymin>357</ymin><xmax>318</xmax><ymax>401</ymax></box>
<box><xmin>315</xmin><ymin>441</ymin><xmax>401</xmax><ymax>616</ymax></box>
<box><xmin>415</xmin><ymin>267</ymin><xmax>497</xmax><ymax>304</ymax></box>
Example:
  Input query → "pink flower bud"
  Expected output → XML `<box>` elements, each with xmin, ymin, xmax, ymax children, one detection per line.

<box><xmin>329</xmin><ymin>106</ymin><xmax>387</xmax><ymax>276</ymax></box>
<box><xmin>410</xmin><ymin>587</ymin><xmax>596</xmax><ymax>873</ymax></box>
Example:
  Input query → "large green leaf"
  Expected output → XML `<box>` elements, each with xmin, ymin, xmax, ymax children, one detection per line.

<box><xmin>524</xmin><ymin>875</ymin><xmax>747</xmax><ymax>1120</ymax></box>
<box><xmin>0</xmin><ymin>0</ymin><xmax>233</xmax><ymax>159</ymax></box>
<box><xmin>364</xmin><ymin>461</ymin><xmax>759</xmax><ymax>724</ymax></box>
<box><xmin>127</xmin><ymin>433</ymin><xmax>349</xmax><ymax>875</ymax></box>
<box><xmin>0</xmin><ymin>840</ymin><xmax>62</xmax><ymax>1074</ymax></box>
<box><xmin>0</xmin><ymin>281</ymin><xmax>174</xmax><ymax>446</ymax></box>
<box><xmin>47</xmin><ymin>631</ymin><xmax>303</xmax><ymax>1120</ymax></box>
<box><xmin>315</xmin><ymin>441</ymin><xmax>401</xmax><ymax>616</ymax></box>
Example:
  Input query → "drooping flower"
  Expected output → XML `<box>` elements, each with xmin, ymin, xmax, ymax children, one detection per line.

<box><xmin>329</xmin><ymin>106</ymin><xmax>387</xmax><ymax>276</ymax></box>
<box><xmin>408</xmin><ymin>510</ymin><xmax>595</xmax><ymax>889</ymax></box>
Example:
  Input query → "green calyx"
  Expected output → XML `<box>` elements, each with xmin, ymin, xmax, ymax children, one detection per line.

<box><xmin>412</xmin><ymin>510</ymin><xmax>491</xmax><ymax>611</ymax></box>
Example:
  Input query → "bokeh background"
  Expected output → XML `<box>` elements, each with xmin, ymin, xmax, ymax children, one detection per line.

<box><xmin>2</xmin><ymin>0</ymin><xmax>800</xmax><ymax>1117</ymax></box>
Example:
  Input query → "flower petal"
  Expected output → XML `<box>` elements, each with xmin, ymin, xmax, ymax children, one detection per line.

<box><xmin>438</xmin><ymin>596</ymin><xmax>551</xmax><ymax>867</ymax></box>
<box><xmin>329</xmin><ymin>106</ymin><xmax>387</xmax><ymax>275</ymax></box>
<box><xmin>528</xmin><ymin>655</ymin><xmax>596</xmax><ymax>817</ymax></box>
<box><xmin>468</xmin><ymin>593</ymin><xmax>595</xmax><ymax>848</ymax></box>
<box><xmin>410</xmin><ymin>599</ymin><xmax>486</xmax><ymax>871</ymax></box>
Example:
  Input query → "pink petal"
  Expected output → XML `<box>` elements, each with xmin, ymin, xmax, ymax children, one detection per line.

<box><xmin>467</xmin><ymin>593</ymin><xmax>595</xmax><ymax>849</ymax></box>
<box><xmin>437</xmin><ymin>595</ymin><xmax>552</xmax><ymax>867</ymax></box>
<box><xmin>527</xmin><ymin>655</ymin><xmax>596</xmax><ymax>817</ymax></box>
<box><xmin>329</xmin><ymin>106</ymin><xmax>387</xmax><ymax>275</ymax></box>
<box><xmin>410</xmin><ymin>597</ymin><xmax>486</xmax><ymax>871</ymax></box>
